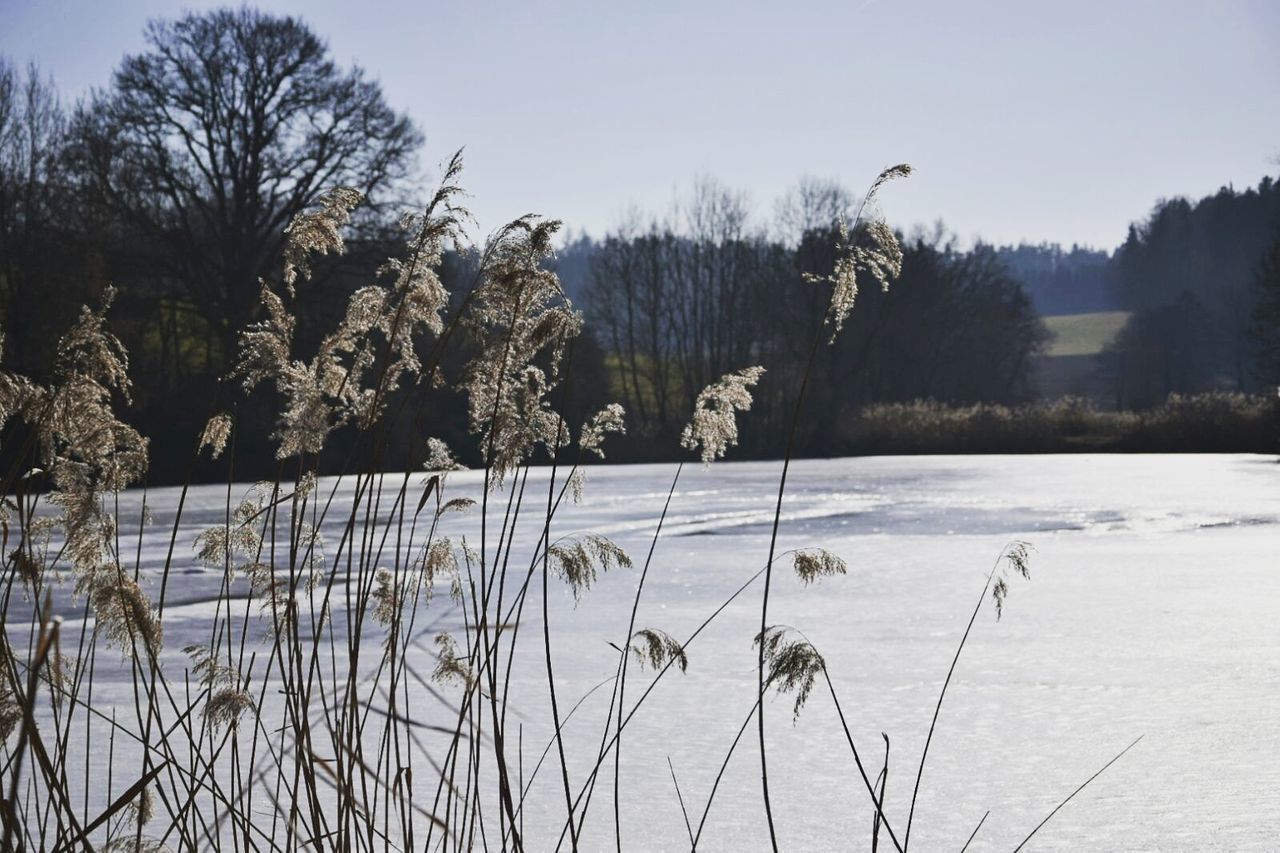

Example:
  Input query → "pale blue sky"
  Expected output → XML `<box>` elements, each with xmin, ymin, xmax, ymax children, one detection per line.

<box><xmin>3</xmin><ymin>0</ymin><xmax>1278</xmax><ymax>249</ymax></box>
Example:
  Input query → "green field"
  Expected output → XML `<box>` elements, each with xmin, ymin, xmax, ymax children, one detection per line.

<box><xmin>1042</xmin><ymin>310</ymin><xmax>1131</xmax><ymax>357</ymax></box>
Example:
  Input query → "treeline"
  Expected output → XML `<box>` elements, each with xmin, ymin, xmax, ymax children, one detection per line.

<box><xmin>0</xmin><ymin>10</ymin><xmax>1053</xmax><ymax>478</ymax></box>
<box><xmin>557</xmin><ymin>180</ymin><xmax>1048</xmax><ymax>458</ymax></box>
<box><xmin>952</xmin><ymin>181</ymin><xmax>1280</xmax><ymax>412</ymax></box>
<box><xmin>994</xmin><ymin>243</ymin><xmax>1114</xmax><ymax>315</ymax></box>
<box><xmin>561</xmin><ymin>175</ymin><xmax>1280</xmax><ymax>454</ymax></box>
<box><xmin>2</xmin><ymin>8</ymin><xmax>1277</xmax><ymax>481</ymax></box>
<box><xmin>1104</xmin><ymin>178</ymin><xmax>1280</xmax><ymax>406</ymax></box>
<box><xmin>0</xmin><ymin>11</ymin><xmax>432</xmax><ymax>482</ymax></box>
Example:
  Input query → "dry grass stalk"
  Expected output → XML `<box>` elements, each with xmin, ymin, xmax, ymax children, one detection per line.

<box><xmin>0</xmin><ymin>157</ymin><xmax>1109</xmax><ymax>853</ymax></box>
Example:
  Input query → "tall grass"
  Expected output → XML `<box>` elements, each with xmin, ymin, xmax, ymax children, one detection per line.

<box><xmin>0</xmin><ymin>156</ymin><xmax>1134</xmax><ymax>852</ymax></box>
<box><xmin>842</xmin><ymin>393</ymin><xmax>1280</xmax><ymax>455</ymax></box>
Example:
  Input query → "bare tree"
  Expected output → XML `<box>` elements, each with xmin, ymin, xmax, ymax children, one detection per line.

<box><xmin>0</xmin><ymin>59</ymin><xmax>82</xmax><ymax>373</ymax></box>
<box><xmin>69</xmin><ymin>8</ymin><xmax>423</xmax><ymax>362</ymax></box>
<box><xmin>589</xmin><ymin>215</ymin><xmax>680</xmax><ymax>432</ymax></box>
<box><xmin>774</xmin><ymin>175</ymin><xmax>854</xmax><ymax>247</ymax></box>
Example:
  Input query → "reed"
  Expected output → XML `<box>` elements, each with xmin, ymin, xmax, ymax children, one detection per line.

<box><xmin>0</xmin><ymin>156</ymin><xmax>1136</xmax><ymax>851</ymax></box>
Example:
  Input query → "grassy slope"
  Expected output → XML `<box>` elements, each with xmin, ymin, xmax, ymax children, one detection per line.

<box><xmin>1042</xmin><ymin>310</ymin><xmax>1130</xmax><ymax>357</ymax></box>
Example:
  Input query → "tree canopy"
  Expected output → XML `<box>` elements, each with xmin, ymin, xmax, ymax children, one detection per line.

<box><xmin>70</xmin><ymin>7</ymin><xmax>423</xmax><ymax>356</ymax></box>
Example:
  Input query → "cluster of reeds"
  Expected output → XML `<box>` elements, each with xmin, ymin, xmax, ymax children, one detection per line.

<box><xmin>0</xmin><ymin>156</ymin><xmax>1132</xmax><ymax>852</ymax></box>
<box><xmin>843</xmin><ymin>392</ymin><xmax>1280</xmax><ymax>454</ymax></box>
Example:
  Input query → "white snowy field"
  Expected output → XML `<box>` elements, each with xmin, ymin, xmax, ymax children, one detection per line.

<box><xmin>20</xmin><ymin>453</ymin><xmax>1280</xmax><ymax>851</ymax></box>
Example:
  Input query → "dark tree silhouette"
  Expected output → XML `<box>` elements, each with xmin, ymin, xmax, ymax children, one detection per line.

<box><xmin>995</xmin><ymin>242</ymin><xmax>1114</xmax><ymax>315</ymax></box>
<box><xmin>1112</xmin><ymin>178</ymin><xmax>1280</xmax><ymax>391</ymax></box>
<box><xmin>584</xmin><ymin>178</ymin><xmax>1050</xmax><ymax>457</ymax></box>
<box><xmin>1250</xmin><ymin>235</ymin><xmax>1280</xmax><ymax>388</ymax></box>
<box><xmin>1101</xmin><ymin>292</ymin><xmax>1213</xmax><ymax>409</ymax></box>
<box><xmin>70</xmin><ymin>7</ymin><xmax>423</xmax><ymax>362</ymax></box>
<box><xmin>0</xmin><ymin>60</ymin><xmax>90</xmax><ymax>376</ymax></box>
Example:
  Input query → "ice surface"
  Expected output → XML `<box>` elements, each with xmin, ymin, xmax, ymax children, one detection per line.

<box><xmin>18</xmin><ymin>453</ymin><xmax>1280</xmax><ymax>850</ymax></box>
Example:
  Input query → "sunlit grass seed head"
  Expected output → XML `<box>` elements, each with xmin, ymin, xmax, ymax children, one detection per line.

<box><xmin>680</xmin><ymin>366</ymin><xmax>765</xmax><ymax>464</ymax></box>
<box><xmin>548</xmin><ymin>534</ymin><xmax>632</xmax><ymax>601</ymax></box>
<box><xmin>755</xmin><ymin>626</ymin><xmax>826</xmax><ymax>723</ymax></box>
<box><xmin>793</xmin><ymin>549</ymin><xmax>848</xmax><ymax>585</ymax></box>
<box><xmin>628</xmin><ymin>628</ymin><xmax>688</xmax><ymax>673</ymax></box>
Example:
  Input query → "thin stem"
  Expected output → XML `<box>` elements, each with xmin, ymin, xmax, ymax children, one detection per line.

<box><xmin>613</xmin><ymin>462</ymin><xmax>683</xmax><ymax>851</ymax></box>
<box><xmin>959</xmin><ymin>810</ymin><xmax>989</xmax><ymax>853</ymax></box>
<box><xmin>904</xmin><ymin>544</ymin><xmax>1017</xmax><ymax>849</ymax></box>
<box><xmin>1012</xmin><ymin>736</ymin><xmax>1144</xmax><ymax>852</ymax></box>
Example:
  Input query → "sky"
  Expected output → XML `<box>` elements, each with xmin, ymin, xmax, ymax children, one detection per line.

<box><xmin>2</xmin><ymin>0</ymin><xmax>1278</xmax><ymax>250</ymax></box>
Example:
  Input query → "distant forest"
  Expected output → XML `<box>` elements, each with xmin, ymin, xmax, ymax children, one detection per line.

<box><xmin>2</xmin><ymin>9</ymin><xmax>1279</xmax><ymax>481</ymax></box>
<box><xmin>552</xmin><ymin>176</ymin><xmax>1280</xmax><ymax>436</ymax></box>
<box><xmin>994</xmin><ymin>243</ymin><xmax>1113</xmax><ymax>315</ymax></box>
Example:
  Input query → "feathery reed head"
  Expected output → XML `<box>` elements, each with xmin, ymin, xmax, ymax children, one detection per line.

<box><xmin>793</xmin><ymin>549</ymin><xmax>847</xmax><ymax>585</ymax></box>
<box><xmin>815</xmin><ymin>164</ymin><xmax>910</xmax><ymax>340</ymax></box>
<box><xmin>183</xmin><ymin>644</ymin><xmax>235</xmax><ymax>689</ymax></box>
<box><xmin>756</xmin><ymin>626</ymin><xmax>826</xmax><ymax>722</ymax></box>
<box><xmin>680</xmin><ymin>367</ymin><xmax>765</xmax><ymax>464</ymax></box>
<box><xmin>81</xmin><ymin>568</ymin><xmax>162</xmax><ymax>659</ymax></box>
<box><xmin>629</xmin><ymin>628</ymin><xmax>688</xmax><ymax>673</ymax></box>
<box><xmin>52</xmin><ymin>286</ymin><xmax>132</xmax><ymax>400</ymax></box>
<box><xmin>9</xmin><ymin>548</ymin><xmax>44</xmax><ymax>591</ymax></box>
<box><xmin>424</xmin><ymin>437</ymin><xmax>466</xmax><ymax>473</ymax></box>
<box><xmin>821</xmin><ymin>216</ymin><xmax>904</xmax><ymax>340</ymax></box>
<box><xmin>567</xmin><ymin>467</ymin><xmax>587</xmax><ymax>503</ymax></box>
<box><xmin>205</xmin><ymin>687</ymin><xmax>256</xmax><ymax>731</ymax></box>
<box><xmin>282</xmin><ymin>186</ymin><xmax>364</xmax><ymax>293</ymax></box>
<box><xmin>579</xmin><ymin>403</ymin><xmax>627</xmax><ymax>459</ymax></box>
<box><xmin>992</xmin><ymin>540</ymin><xmax>1034</xmax><ymax>620</ymax></box>
<box><xmin>437</xmin><ymin>497</ymin><xmax>475</xmax><ymax>516</ymax></box>
<box><xmin>547</xmin><ymin>534</ymin><xmax>632</xmax><ymax>600</ymax></box>
<box><xmin>372</xmin><ymin>537</ymin><xmax>456</xmax><ymax>629</ymax></box>
<box><xmin>431</xmin><ymin>632</ymin><xmax>473</xmax><ymax>688</ymax></box>
<box><xmin>236</xmin><ymin>164</ymin><xmax>465</xmax><ymax>459</ymax></box>
<box><xmin>868</xmin><ymin>163</ymin><xmax>913</xmax><ymax>199</ymax></box>
<box><xmin>462</xmin><ymin>215</ymin><xmax>582</xmax><ymax>485</ymax></box>
<box><xmin>197</xmin><ymin>412</ymin><xmax>232</xmax><ymax>459</ymax></box>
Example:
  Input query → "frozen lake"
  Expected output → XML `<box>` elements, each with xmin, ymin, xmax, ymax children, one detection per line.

<box><xmin>31</xmin><ymin>453</ymin><xmax>1280</xmax><ymax>850</ymax></box>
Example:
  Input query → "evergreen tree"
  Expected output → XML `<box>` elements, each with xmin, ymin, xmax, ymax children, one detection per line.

<box><xmin>1250</xmin><ymin>235</ymin><xmax>1280</xmax><ymax>387</ymax></box>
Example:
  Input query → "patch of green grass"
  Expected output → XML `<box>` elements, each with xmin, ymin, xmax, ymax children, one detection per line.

<box><xmin>1042</xmin><ymin>311</ymin><xmax>1130</xmax><ymax>357</ymax></box>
